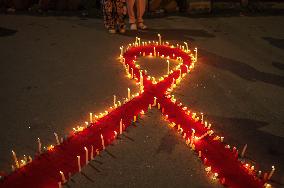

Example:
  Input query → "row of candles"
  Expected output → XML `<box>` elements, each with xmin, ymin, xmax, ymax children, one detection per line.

<box><xmin>120</xmin><ymin>36</ymin><xmax>275</xmax><ymax>187</ymax></box>
<box><xmin>3</xmin><ymin>35</ymin><xmax>274</xmax><ymax>188</ymax></box>
<box><xmin>60</xmin><ymin>36</ymin><xmax>199</xmax><ymax>186</ymax></box>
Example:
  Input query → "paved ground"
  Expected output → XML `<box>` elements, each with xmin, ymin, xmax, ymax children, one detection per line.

<box><xmin>0</xmin><ymin>14</ymin><xmax>283</xmax><ymax>187</ymax></box>
<box><xmin>66</xmin><ymin>109</ymin><xmax>221</xmax><ymax>188</ymax></box>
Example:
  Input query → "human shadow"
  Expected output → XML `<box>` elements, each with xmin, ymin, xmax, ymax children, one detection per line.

<box><xmin>205</xmin><ymin>115</ymin><xmax>284</xmax><ymax>186</ymax></box>
<box><xmin>0</xmin><ymin>27</ymin><xmax>17</xmax><ymax>37</ymax></box>
<box><xmin>200</xmin><ymin>50</ymin><xmax>284</xmax><ymax>88</ymax></box>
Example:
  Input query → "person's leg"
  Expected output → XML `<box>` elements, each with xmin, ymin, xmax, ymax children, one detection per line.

<box><xmin>115</xmin><ymin>0</ymin><xmax>126</xmax><ymax>33</ymax></box>
<box><xmin>136</xmin><ymin>0</ymin><xmax>145</xmax><ymax>23</ymax></box>
<box><xmin>102</xmin><ymin>0</ymin><xmax>115</xmax><ymax>32</ymax></box>
<box><xmin>126</xmin><ymin>0</ymin><xmax>136</xmax><ymax>24</ymax></box>
<box><xmin>136</xmin><ymin>0</ymin><xmax>147</xmax><ymax>29</ymax></box>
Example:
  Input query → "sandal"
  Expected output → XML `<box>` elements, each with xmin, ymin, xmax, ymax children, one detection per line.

<box><xmin>138</xmin><ymin>23</ymin><xmax>147</xmax><ymax>30</ymax></box>
<box><xmin>130</xmin><ymin>23</ymin><xmax>137</xmax><ymax>30</ymax></box>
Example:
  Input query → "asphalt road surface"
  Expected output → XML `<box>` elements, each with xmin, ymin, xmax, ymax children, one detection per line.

<box><xmin>0</xmin><ymin>14</ymin><xmax>283</xmax><ymax>187</ymax></box>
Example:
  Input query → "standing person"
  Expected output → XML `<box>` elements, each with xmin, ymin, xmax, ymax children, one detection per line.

<box><xmin>102</xmin><ymin>0</ymin><xmax>127</xmax><ymax>33</ymax></box>
<box><xmin>127</xmin><ymin>0</ymin><xmax>147</xmax><ymax>30</ymax></box>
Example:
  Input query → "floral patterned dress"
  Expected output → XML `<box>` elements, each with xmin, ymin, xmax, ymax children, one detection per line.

<box><xmin>102</xmin><ymin>0</ymin><xmax>126</xmax><ymax>30</ymax></box>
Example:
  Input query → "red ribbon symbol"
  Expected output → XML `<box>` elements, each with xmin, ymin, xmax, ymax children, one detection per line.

<box><xmin>0</xmin><ymin>37</ymin><xmax>267</xmax><ymax>188</ymax></box>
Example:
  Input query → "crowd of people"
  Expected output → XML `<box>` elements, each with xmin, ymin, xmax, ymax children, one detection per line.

<box><xmin>101</xmin><ymin>0</ymin><xmax>147</xmax><ymax>34</ymax></box>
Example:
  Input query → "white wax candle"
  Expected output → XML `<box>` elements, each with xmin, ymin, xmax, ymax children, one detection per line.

<box><xmin>268</xmin><ymin>166</ymin><xmax>275</xmax><ymax>180</ymax></box>
<box><xmin>158</xmin><ymin>34</ymin><xmax>161</xmax><ymax>45</ymax></box>
<box><xmin>91</xmin><ymin>145</ymin><xmax>94</xmax><ymax>160</ymax></box>
<box><xmin>128</xmin><ymin>88</ymin><xmax>131</xmax><ymax>99</ymax></box>
<box><xmin>37</xmin><ymin>138</ymin><xmax>42</xmax><ymax>154</ymax></box>
<box><xmin>101</xmin><ymin>134</ymin><xmax>105</xmax><ymax>150</ymax></box>
<box><xmin>194</xmin><ymin>47</ymin><xmax>198</xmax><ymax>62</ymax></box>
<box><xmin>84</xmin><ymin>147</ymin><xmax>88</xmax><ymax>164</ymax></box>
<box><xmin>60</xmin><ymin>171</ymin><xmax>67</xmax><ymax>183</ymax></box>
<box><xmin>241</xmin><ymin>144</ymin><xmax>247</xmax><ymax>157</ymax></box>
<box><xmin>167</xmin><ymin>60</ymin><xmax>170</xmax><ymax>74</ymax></box>
<box><xmin>89</xmin><ymin>113</ymin><xmax>93</xmax><ymax>123</ymax></box>
<box><xmin>77</xmin><ymin>156</ymin><xmax>81</xmax><ymax>172</ymax></box>
<box><xmin>12</xmin><ymin>150</ymin><xmax>19</xmax><ymax>168</ymax></box>
<box><xmin>114</xmin><ymin>95</ymin><xmax>116</xmax><ymax>106</ymax></box>
<box><xmin>120</xmin><ymin>119</ymin><xmax>123</xmax><ymax>134</ymax></box>
<box><xmin>54</xmin><ymin>132</ymin><xmax>60</xmax><ymax>145</ymax></box>
<box><xmin>184</xmin><ymin>42</ymin><xmax>189</xmax><ymax>52</ymax></box>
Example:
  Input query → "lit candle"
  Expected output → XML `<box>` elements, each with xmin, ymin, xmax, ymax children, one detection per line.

<box><xmin>91</xmin><ymin>145</ymin><xmax>94</xmax><ymax>160</ymax></box>
<box><xmin>89</xmin><ymin>113</ymin><xmax>93</xmax><ymax>123</ymax></box>
<box><xmin>120</xmin><ymin>46</ymin><xmax>123</xmax><ymax>56</ymax></box>
<box><xmin>12</xmin><ymin>150</ymin><xmax>19</xmax><ymax>169</ymax></box>
<box><xmin>153</xmin><ymin>97</ymin><xmax>157</xmax><ymax>106</ymax></box>
<box><xmin>120</xmin><ymin>119</ymin><xmax>123</xmax><ymax>134</ymax></box>
<box><xmin>154</xmin><ymin>47</ymin><xmax>156</xmax><ymax>56</ymax></box>
<box><xmin>128</xmin><ymin>88</ymin><xmax>131</xmax><ymax>99</ymax></box>
<box><xmin>158</xmin><ymin>34</ymin><xmax>161</xmax><ymax>45</ymax></box>
<box><xmin>127</xmin><ymin>64</ymin><xmax>129</xmax><ymax>74</ymax></box>
<box><xmin>190</xmin><ymin>129</ymin><xmax>195</xmax><ymax>147</ymax></box>
<box><xmin>140</xmin><ymin>72</ymin><xmax>143</xmax><ymax>88</ymax></box>
<box><xmin>134</xmin><ymin>116</ymin><xmax>136</xmax><ymax>122</ymax></box>
<box><xmin>131</xmin><ymin>68</ymin><xmax>134</xmax><ymax>79</ymax></box>
<box><xmin>241</xmin><ymin>144</ymin><xmax>247</xmax><ymax>158</ymax></box>
<box><xmin>167</xmin><ymin>60</ymin><xmax>170</xmax><ymax>74</ymax></box>
<box><xmin>201</xmin><ymin>113</ymin><xmax>204</xmax><ymax>123</ymax></box>
<box><xmin>268</xmin><ymin>166</ymin><xmax>275</xmax><ymax>180</ymax></box>
<box><xmin>59</xmin><ymin>171</ymin><xmax>67</xmax><ymax>183</ymax></box>
<box><xmin>84</xmin><ymin>147</ymin><xmax>88</xmax><ymax>164</ymax></box>
<box><xmin>208</xmin><ymin>123</ymin><xmax>211</xmax><ymax>129</ymax></box>
<box><xmin>114</xmin><ymin>95</ymin><xmax>116</xmax><ymax>107</ymax></box>
<box><xmin>37</xmin><ymin>138</ymin><xmax>42</xmax><ymax>154</ymax></box>
<box><xmin>101</xmin><ymin>134</ymin><xmax>105</xmax><ymax>150</ymax></box>
<box><xmin>77</xmin><ymin>156</ymin><xmax>81</xmax><ymax>172</ymax></box>
<box><xmin>194</xmin><ymin>47</ymin><xmax>198</xmax><ymax>62</ymax></box>
<box><xmin>54</xmin><ymin>132</ymin><xmax>60</xmax><ymax>145</ymax></box>
<box><xmin>184</xmin><ymin>42</ymin><xmax>189</xmax><ymax>52</ymax></box>
<box><xmin>185</xmin><ymin>65</ymin><xmax>189</xmax><ymax>73</ymax></box>
<box><xmin>157</xmin><ymin>103</ymin><xmax>160</xmax><ymax>109</ymax></box>
<box><xmin>204</xmin><ymin>158</ymin><xmax>207</xmax><ymax>164</ymax></box>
